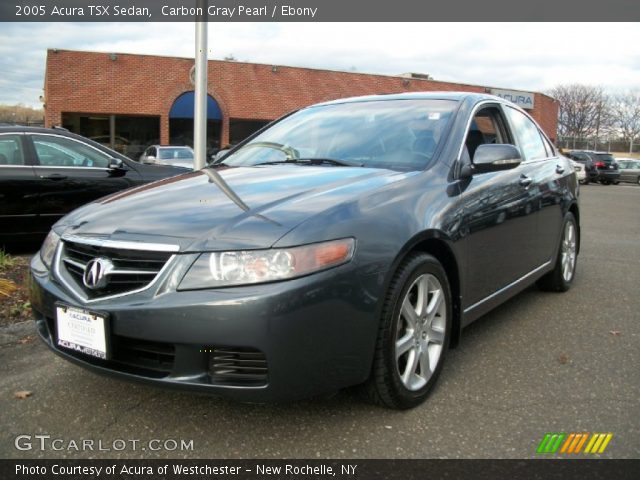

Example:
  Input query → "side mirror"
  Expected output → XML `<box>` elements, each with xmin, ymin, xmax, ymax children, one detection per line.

<box><xmin>472</xmin><ymin>144</ymin><xmax>522</xmax><ymax>174</ymax></box>
<box><xmin>108</xmin><ymin>158</ymin><xmax>125</xmax><ymax>170</ymax></box>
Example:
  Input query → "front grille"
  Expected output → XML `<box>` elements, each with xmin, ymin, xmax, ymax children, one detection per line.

<box><xmin>59</xmin><ymin>240</ymin><xmax>173</xmax><ymax>299</ymax></box>
<box><xmin>209</xmin><ymin>347</ymin><xmax>268</xmax><ymax>386</ymax></box>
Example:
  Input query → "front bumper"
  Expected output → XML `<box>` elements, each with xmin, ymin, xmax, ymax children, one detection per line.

<box><xmin>30</xmin><ymin>254</ymin><xmax>379</xmax><ymax>402</ymax></box>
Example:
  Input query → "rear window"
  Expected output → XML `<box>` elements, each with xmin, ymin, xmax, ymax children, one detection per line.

<box><xmin>158</xmin><ymin>148</ymin><xmax>193</xmax><ymax>160</ymax></box>
<box><xmin>595</xmin><ymin>153</ymin><xmax>615</xmax><ymax>163</ymax></box>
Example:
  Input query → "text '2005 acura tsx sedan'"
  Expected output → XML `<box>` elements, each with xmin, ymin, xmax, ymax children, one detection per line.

<box><xmin>30</xmin><ymin>92</ymin><xmax>580</xmax><ymax>409</ymax></box>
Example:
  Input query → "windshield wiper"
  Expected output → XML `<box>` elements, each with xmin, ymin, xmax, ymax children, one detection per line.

<box><xmin>254</xmin><ymin>158</ymin><xmax>364</xmax><ymax>167</ymax></box>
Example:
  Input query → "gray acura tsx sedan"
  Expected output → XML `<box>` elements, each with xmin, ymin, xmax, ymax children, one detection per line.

<box><xmin>30</xmin><ymin>92</ymin><xmax>579</xmax><ymax>409</ymax></box>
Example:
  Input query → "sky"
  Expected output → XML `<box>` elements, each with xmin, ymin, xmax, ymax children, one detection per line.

<box><xmin>0</xmin><ymin>22</ymin><xmax>639</xmax><ymax>107</ymax></box>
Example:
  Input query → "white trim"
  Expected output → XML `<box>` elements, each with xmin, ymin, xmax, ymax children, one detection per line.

<box><xmin>34</xmin><ymin>166</ymin><xmax>111</xmax><ymax>171</ymax></box>
<box><xmin>463</xmin><ymin>261</ymin><xmax>552</xmax><ymax>314</ymax></box>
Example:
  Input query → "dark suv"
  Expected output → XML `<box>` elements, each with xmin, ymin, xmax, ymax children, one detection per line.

<box><xmin>565</xmin><ymin>150</ymin><xmax>619</xmax><ymax>185</ymax></box>
<box><xmin>30</xmin><ymin>93</ymin><xmax>580</xmax><ymax>409</ymax></box>
<box><xmin>0</xmin><ymin>127</ymin><xmax>189</xmax><ymax>245</ymax></box>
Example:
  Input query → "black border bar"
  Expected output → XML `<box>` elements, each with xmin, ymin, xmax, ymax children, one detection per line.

<box><xmin>1</xmin><ymin>0</ymin><xmax>639</xmax><ymax>22</ymax></box>
<box><xmin>3</xmin><ymin>459</ymin><xmax>640</xmax><ymax>480</ymax></box>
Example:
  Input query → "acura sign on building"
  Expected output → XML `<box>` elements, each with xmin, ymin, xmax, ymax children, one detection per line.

<box><xmin>490</xmin><ymin>88</ymin><xmax>535</xmax><ymax>110</ymax></box>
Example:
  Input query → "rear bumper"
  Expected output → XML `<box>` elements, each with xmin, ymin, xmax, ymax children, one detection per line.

<box><xmin>585</xmin><ymin>170</ymin><xmax>599</xmax><ymax>181</ymax></box>
<box><xmin>29</xmin><ymin>254</ymin><xmax>378</xmax><ymax>402</ymax></box>
<box><xmin>597</xmin><ymin>170</ymin><xmax>620</xmax><ymax>181</ymax></box>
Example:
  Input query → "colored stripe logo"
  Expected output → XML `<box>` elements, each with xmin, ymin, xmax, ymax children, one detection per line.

<box><xmin>537</xmin><ymin>433</ymin><xmax>613</xmax><ymax>454</ymax></box>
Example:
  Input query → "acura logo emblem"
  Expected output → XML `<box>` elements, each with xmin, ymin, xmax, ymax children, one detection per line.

<box><xmin>83</xmin><ymin>258</ymin><xmax>113</xmax><ymax>290</ymax></box>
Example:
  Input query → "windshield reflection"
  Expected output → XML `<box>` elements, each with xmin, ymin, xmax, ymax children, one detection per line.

<box><xmin>221</xmin><ymin>99</ymin><xmax>458</xmax><ymax>172</ymax></box>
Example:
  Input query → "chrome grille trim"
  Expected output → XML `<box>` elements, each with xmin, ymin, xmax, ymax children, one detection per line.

<box><xmin>61</xmin><ymin>234</ymin><xmax>180</xmax><ymax>252</ymax></box>
<box><xmin>54</xmin><ymin>239</ymin><xmax>177</xmax><ymax>304</ymax></box>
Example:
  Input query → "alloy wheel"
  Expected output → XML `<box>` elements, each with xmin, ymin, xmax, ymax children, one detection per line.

<box><xmin>395</xmin><ymin>274</ymin><xmax>446</xmax><ymax>391</ymax></box>
<box><xmin>561</xmin><ymin>221</ymin><xmax>577</xmax><ymax>282</ymax></box>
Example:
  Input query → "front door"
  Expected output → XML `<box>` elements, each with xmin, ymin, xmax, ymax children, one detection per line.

<box><xmin>460</xmin><ymin>105</ymin><xmax>539</xmax><ymax>307</ymax></box>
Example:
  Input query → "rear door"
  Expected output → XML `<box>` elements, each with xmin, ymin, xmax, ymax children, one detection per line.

<box><xmin>28</xmin><ymin>133</ymin><xmax>141</xmax><ymax>227</ymax></box>
<box><xmin>503</xmin><ymin>105</ymin><xmax>566</xmax><ymax>268</ymax></box>
<box><xmin>0</xmin><ymin>133</ymin><xmax>42</xmax><ymax>239</ymax></box>
<box><xmin>618</xmin><ymin>161</ymin><xmax>631</xmax><ymax>182</ymax></box>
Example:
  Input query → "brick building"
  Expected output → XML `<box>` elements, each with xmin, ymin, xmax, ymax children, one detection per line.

<box><xmin>44</xmin><ymin>49</ymin><xmax>558</xmax><ymax>158</ymax></box>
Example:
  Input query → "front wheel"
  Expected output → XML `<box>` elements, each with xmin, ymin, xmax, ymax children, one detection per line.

<box><xmin>537</xmin><ymin>212</ymin><xmax>578</xmax><ymax>292</ymax></box>
<box><xmin>364</xmin><ymin>253</ymin><xmax>451</xmax><ymax>409</ymax></box>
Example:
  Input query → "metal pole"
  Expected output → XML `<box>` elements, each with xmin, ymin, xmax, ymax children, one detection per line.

<box><xmin>193</xmin><ymin>0</ymin><xmax>208</xmax><ymax>170</ymax></box>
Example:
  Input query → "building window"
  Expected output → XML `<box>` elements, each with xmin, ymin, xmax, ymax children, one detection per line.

<box><xmin>61</xmin><ymin>113</ymin><xmax>160</xmax><ymax>159</ymax></box>
<box><xmin>229</xmin><ymin>119</ymin><xmax>271</xmax><ymax>146</ymax></box>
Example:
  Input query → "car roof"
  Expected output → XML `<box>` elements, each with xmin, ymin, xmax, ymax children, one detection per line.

<box><xmin>0</xmin><ymin>125</ymin><xmax>71</xmax><ymax>134</ymax></box>
<box><xmin>310</xmin><ymin>91</ymin><xmax>503</xmax><ymax>108</ymax></box>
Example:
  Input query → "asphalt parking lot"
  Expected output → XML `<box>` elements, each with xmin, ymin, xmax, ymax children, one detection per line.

<box><xmin>1</xmin><ymin>185</ymin><xmax>638</xmax><ymax>459</ymax></box>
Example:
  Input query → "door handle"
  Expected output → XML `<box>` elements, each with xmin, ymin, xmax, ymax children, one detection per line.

<box><xmin>556</xmin><ymin>165</ymin><xmax>565</xmax><ymax>174</ymax></box>
<box><xmin>40</xmin><ymin>174</ymin><xmax>68</xmax><ymax>180</ymax></box>
<box><xmin>519</xmin><ymin>175</ymin><xmax>532</xmax><ymax>187</ymax></box>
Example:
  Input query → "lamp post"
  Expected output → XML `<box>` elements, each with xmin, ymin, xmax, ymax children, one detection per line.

<box><xmin>193</xmin><ymin>0</ymin><xmax>208</xmax><ymax>170</ymax></box>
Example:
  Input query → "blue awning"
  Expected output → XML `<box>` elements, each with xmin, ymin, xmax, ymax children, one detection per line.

<box><xmin>169</xmin><ymin>91</ymin><xmax>222</xmax><ymax>120</ymax></box>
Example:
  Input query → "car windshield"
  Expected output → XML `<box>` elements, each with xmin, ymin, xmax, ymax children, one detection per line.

<box><xmin>158</xmin><ymin>148</ymin><xmax>193</xmax><ymax>160</ymax></box>
<box><xmin>219</xmin><ymin>99</ymin><xmax>458</xmax><ymax>172</ymax></box>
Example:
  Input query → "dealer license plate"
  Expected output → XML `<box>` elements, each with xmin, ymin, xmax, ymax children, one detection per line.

<box><xmin>56</xmin><ymin>305</ymin><xmax>108</xmax><ymax>359</ymax></box>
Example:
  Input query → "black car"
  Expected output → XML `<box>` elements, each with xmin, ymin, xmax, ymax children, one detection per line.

<box><xmin>0</xmin><ymin>127</ymin><xmax>189</xmax><ymax>245</ymax></box>
<box><xmin>30</xmin><ymin>93</ymin><xmax>580</xmax><ymax>409</ymax></box>
<box><xmin>565</xmin><ymin>150</ymin><xmax>620</xmax><ymax>185</ymax></box>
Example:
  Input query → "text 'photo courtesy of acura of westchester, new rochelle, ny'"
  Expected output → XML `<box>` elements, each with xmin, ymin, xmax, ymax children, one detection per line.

<box><xmin>29</xmin><ymin>92</ymin><xmax>580</xmax><ymax>409</ymax></box>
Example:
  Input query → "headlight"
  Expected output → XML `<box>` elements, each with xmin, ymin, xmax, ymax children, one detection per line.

<box><xmin>178</xmin><ymin>238</ymin><xmax>355</xmax><ymax>289</ymax></box>
<box><xmin>40</xmin><ymin>230</ymin><xmax>61</xmax><ymax>269</ymax></box>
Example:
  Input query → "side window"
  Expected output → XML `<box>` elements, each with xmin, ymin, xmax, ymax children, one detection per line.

<box><xmin>540</xmin><ymin>132</ymin><xmax>556</xmax><ymax>157</ymax></box>
<box><xmin>464</xmin><ymin>106</ymin><xmax>511</xmax><ymax>161</ymax></box>
<box><xmin>32</xmin><ymin>135</ymin><xmax>110</xmax><ymax>168</ymax></box>
<box><xmin>0</xmin><ymin>135</ymin><xmax>25</xmax><ymax>165</ymax></box>
<box><xmin>504</xmin><ymin>107</ymin><xmax>548</xmax><ymax>161</ymax></box>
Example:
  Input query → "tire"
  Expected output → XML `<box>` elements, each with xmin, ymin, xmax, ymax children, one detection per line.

<box><xmin>637</xmin><ymin>176</ymin><xmax>640</xmax><ymax>185</ymax></box>
<box><xmin>364</xmin><ymin>253</ymin><xmax>452</xmax><ymax>409</ymax></box>
<box><xmin>613</xmin><ymin>181</ymin><xmax>620</xmax><ymax>185</ymax></box>
<box><xmin>537</xmin><ymin>212</ymin><xmax>578</xmax><ymax>292</ymax></box>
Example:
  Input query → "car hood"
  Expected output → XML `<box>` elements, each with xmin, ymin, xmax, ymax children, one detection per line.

<box><xmin>57</xmin><ymin>166</ymin><xmax>411</xmax><ymax>251</ymax></box>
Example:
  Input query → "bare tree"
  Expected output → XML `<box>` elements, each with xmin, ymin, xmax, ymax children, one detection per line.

<box><xmin>0</xmin><ymin>104</ymin><xmax>44</xmax><ymax>125</ymax></box>
<box><xmin>609</xmin><ymin>90</ymin><xmax>640</xmax><ymax>153</ymax></box>
<box><xmin>549</xmin><ymin>84</ymin><xmax>610</xmax><ymax>139</ymax></box>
